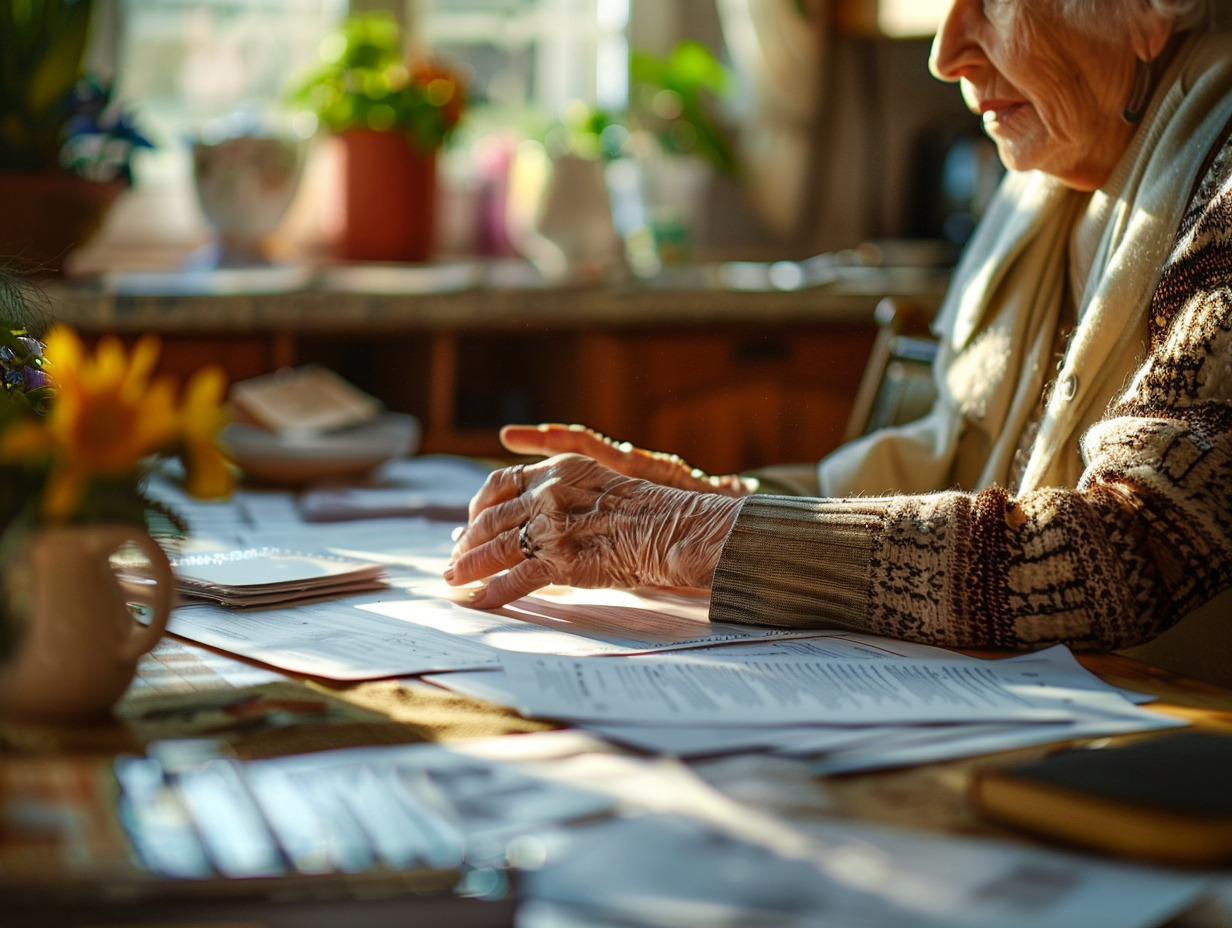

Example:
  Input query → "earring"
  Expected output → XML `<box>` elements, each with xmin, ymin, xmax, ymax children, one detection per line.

<box><xmin>1122</xmin><ymin>57</ymin><xmax>1152</xmax><ymax>124</ymax></box>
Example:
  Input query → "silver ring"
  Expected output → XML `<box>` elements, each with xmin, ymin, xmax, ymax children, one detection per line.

<box><xmin>517</xmin><ymin>520</ymin><xmax>537</xmax><ymax>559</ymax></box>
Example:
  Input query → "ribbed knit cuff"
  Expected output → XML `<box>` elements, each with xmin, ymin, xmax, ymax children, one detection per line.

<box><xmin>710</xmin><ymin>495</ymin><xmax>892</xmax><ymax>630</ymax></box>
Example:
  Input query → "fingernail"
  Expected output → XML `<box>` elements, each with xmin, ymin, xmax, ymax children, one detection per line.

<box><xmin>450</xmin><ymin>525</ymin><xmax>465</xmax><ymax>542</ymax></box>
<box><xmin>467</xmin><ymin>588</ymin><xmax>485</xmax><ymax>606</ymax></box>
<box><xmin>443</xmin><ymin>566</ymin><xmax>455</xmax><ymax>583</ymax></box>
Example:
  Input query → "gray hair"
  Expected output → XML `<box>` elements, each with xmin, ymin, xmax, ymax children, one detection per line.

<box><xmin>1149</xmin><ymin>0</ymin><xmax>1216</xmax><ymax>28</ymax></box>
<box><xmin>1062</xmin><ymin>0</ymin><xmax>1225</xmax><ymax>31</ymax></box>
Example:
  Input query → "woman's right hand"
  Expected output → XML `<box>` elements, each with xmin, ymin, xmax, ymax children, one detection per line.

<box><xmin>499</xmin><ymin>423</ymin><xmax>757</xmax><ymax>497</ymax></box>
<box><xmin>445</xmin><ymin>453</ymin><xmax>743</xmax><ymax>608</ymax></box>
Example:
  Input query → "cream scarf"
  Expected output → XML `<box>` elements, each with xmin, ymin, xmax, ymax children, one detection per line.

<box><xmin>818</xmin><ymin>29</ymin><xmax>1232</xmax><ymax>499</ymax></box>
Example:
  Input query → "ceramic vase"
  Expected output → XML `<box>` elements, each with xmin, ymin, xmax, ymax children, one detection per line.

<box><xmin>505</xmin><ymin>149</ymin><xmax>621</xmax><ymax>282</ymax></box>
<box><xmin>0</xmin><ymin>524</ymin><xmax>174</xmax><ymax>723</ymax></box>
<box><xmin>190</xmin><ymin>135</ymin><xmax>303</xmax><ymax>266</ymax></box>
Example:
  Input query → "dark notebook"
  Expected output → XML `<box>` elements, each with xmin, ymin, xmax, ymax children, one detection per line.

<box><xmin>971</xmin><ymin>731</ymin><xmax>1232</xmax><ymax>865</ymax></box>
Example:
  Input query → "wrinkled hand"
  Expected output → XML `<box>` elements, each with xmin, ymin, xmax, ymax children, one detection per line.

<box><xmin>445</xmin><ymin>453</ymin><xmax>744</xmax><ymax>608</ymax></box>
<box><xmin>499</xmin><ymin>423</ymin><xmax>757</xmax><ymax>497</ymax></box>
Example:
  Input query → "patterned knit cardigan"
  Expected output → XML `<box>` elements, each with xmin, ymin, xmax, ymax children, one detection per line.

<box><xmin>710</xmin><ymin>132</ymin><xmax>1232</xmax><ymax>651</ymax></box>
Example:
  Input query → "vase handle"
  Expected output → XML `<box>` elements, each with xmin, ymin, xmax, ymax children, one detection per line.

<box><xmin>115</xmin><ymin>531</ymin><xmax>175</xmax><ymax>663</ymax></box>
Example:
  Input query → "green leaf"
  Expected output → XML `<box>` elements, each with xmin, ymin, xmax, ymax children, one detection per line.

<box><xmin>0</xmin><ymin>0</ymin><xmax>95</xmax><ymax>168</ymax></box>
<box><xmin>665</xmin><ymin>41</ymin><xmax>730</xmax><ymax>96</ymax></box>
<box><xmin>285</xmin><ymin>11</ymin><xmax>464</xmax><ymax>146</ymax></box>
<box><xmin>628</xmin><ymin>40</ymin><xmax>738</xmax><ymax>174</ymax></box>
<box><xmin>24</xmin><ymin>1</ymin><xmax>93</xmax><ymax>116</ymax></box>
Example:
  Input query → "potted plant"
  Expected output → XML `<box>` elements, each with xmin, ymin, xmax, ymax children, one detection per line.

<box><xmin>629</xmin><ymin>40</ymin><xmax>738</xmax><ymax>176</ymax></box>
<box><xmin>289</xmin><ymin>11</ymin><xmax>468</xmax><ymax>262</ymax></box>
<box><xmin>623</xmin><ymin>40</ymin><xmax>739</xmax><ymax>266</ymax></box>
<box><xmin>0</xmin><ymin>268</ymin><xmax>232</xmax><ymax>720</ymax></box>
<box><xmin>504</xmin><ymin>101</ymin><xmax>629</xmax><ymax>281</ymax></box>
<box><xmin>0</xmin><ymin>0</ymin><xmax>153</xmax><ymax>274</ymax></box>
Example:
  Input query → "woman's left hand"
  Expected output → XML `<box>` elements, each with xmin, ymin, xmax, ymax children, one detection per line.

<box><xmin>445</xmin><ymin>453</ymin><xmax>744</xmax><ymax>608</ymax></box>
<box><xmin>499</xmin><ymin>423</ymin><xmax>757</xmax><ymax>497</ymax></box>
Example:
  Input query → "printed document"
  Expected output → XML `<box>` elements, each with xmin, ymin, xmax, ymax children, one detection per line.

<box><xmin>427</xmin><ymin>643</ymin><xmax>1182</xmax><ymax>761</ymax></box>
<box><xmin>168</xmin><ymin>583</ymin><xmax>833</xmax><ymax>679</ymax></box>
<box><xmin>169</xmin><ymin>596</ymin><xmax>502</xmax><ymax>679</ymax></box>
<box><xmin>487</xmin><ymin>650</ymin><xmax>1109</xmax><ymax>725</ymax></box>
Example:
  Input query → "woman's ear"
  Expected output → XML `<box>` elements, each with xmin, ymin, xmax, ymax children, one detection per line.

<box><xmin>1132</xmin><ymin>8</ymin><xmax>1175</xmax><ymax>62</ymax></box>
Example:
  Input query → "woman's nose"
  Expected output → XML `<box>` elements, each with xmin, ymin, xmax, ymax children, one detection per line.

<box><xmin>929</xmin><ymin>0</ymin><xmax>983</xmax><ymax>83</ymax></box>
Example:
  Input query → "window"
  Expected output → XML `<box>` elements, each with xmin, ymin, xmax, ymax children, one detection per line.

<box><xmin>423</xmin><ymin>0</ymin><xmax>630</xmax><ymax>117</ymax></box>
<box><xmin>77</xmin><ymin>0</ymin><xmax>633</xmax><ymax>268</ymax></box>
<box><xmin>117</xmin><ymin>0</ymin><xmax>347</xmax><ymax>141</ymax></box>
<box><xmin>83</xmin><ymin>0</ymin><xmax>347</xmax><ymax>263</ymax></box>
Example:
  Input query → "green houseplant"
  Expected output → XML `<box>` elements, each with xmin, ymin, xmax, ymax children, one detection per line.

<box><xmin>0</xmin><ymin>0</ymin><xmax>152</xmax><ymax>274</ymax></box>
<box><xmin>289</xmin><ymin>11</ymin><xmax>468</xmax><ymax>262</ymax></box>
<box><xmin>629</xmin><ymin>40</ymin><xmax>738</xmax><ymax>176</ymax></box>
<box><xmin>614</xmin><ymin>40</ymin><xmax>739</xmax><ymax>269</ymax></box>
<box><xmin>518</xmin><ymin>41</ymin><xmax>739</xmax><ymax>278</ymax></box>
<box><xmin>0</xmin><ymin>0</ymin><xmax>94</xmax><ymax>173</ymax></box>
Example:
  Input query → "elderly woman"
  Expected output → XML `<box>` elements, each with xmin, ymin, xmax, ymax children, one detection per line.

<box><xmin>447</xmin><ymin>0</ymin><xmax>1232</xmax><ymax>680</ymax></box>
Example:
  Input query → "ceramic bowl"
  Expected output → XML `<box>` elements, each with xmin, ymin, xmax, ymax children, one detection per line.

<box><xmin>221</xmin><ymin>412</ymin><xmax>421</xmax><ymax>485</ymax></box>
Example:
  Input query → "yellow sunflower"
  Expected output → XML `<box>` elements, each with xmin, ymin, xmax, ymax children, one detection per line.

<box><xmin>177</xmin><ymin>364</ymin><xmax>234</xmax><ymax>500</ymax></box>
<box><xmin>0</xmin><ymin>327</ymin><xmax>180</xmax><ymax>520</ymax></box>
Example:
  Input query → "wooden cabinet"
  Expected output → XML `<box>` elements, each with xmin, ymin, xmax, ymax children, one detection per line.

<box><xmin>308</xmin><ymin>323</ymin><xmax>874</xmax><ymax>475</ymax></box>
<box><xmin>55</xmin><ymin>274</ymin><xmax>941</xmax><ymax>475</ymax></box>
<box><xmin>81</xmin><ymin>332</ymin><xmax>288</xmax><ymax>386</ymax></box>
<box><xmin>571</xmin><ymin>326</ymin><xmax>875</xmax><ymax>474</ymax></box>
<box><xmin>94</xmin><ymin>323</ymin><xmax>873</xmax><ymax>476</ymax></box>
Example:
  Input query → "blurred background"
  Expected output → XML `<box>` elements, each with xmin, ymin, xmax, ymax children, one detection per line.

<box><xmin>0</xmin><ymin>0</ymin><xmax>1006</xmax><ymax>476</ymax></box>
<box><xmin>13</xmin><ymin>0</ymin><xmax>999</xmax><ymax>275</ymax></box>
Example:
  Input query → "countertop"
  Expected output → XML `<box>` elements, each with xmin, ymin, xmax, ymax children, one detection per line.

<box><xmin>38</xmin><ymin>256</ymin><xmax>952</xmax><ymax>335</ymax></box>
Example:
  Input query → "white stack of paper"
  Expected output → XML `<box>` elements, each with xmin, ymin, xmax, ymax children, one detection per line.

<box><xmin>173</xmin><ymin>548</ymin><xmax>390</xmax><ymax>607</ymax></box>
<box><xmin>423</xmin><ymin>641</ymin><xmax>1187</xmax><ymax>772</ymax></box>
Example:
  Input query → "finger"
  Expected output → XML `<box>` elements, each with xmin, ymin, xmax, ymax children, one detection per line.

<box><xmin>502</xmin><ymin>423</ymin><xmax>677</xmax><ymax>481</ymax></box>
<box><xmin>622</xmin><ymin>448</ymin><xmax>752</xmax><ymax>496</ymax></box>
<box><xmin>467</xmin><ymin>462</ymin><xmax>529</xmax><ymax>524</ymax></box>
<box><xmin>469</xmin><ymin>558</ymin><xmax>556</xmax><ymax>608</ymax></box>
<box><xmin>500</xmin><ymin>423</ymin><xmax>608</xmax><ymax>459</ymax></box>
<box><xmin>454</xmin><ymin>495</ymin><xmax>532</xmax><ymax>561</ymax></box>
<box><xmin>446</xmin><ymin>521</ymin><xmax>525</xmax><ymax>586</ymax></box>
<box><xmin>571</xmin><ymin>430</ymin><xmax>701</xmax><ymax>487</ymax></box>
<box><xmin>627</xmin><ymin>448</ymin><xmax>698</xmax><ymax>488</ymax></box>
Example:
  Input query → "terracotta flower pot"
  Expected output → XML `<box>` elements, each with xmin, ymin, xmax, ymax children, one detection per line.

<box><xmin>0</xmin><ymin>170</ymin><xmax>125</xmax><ymax>275</ymax></box>
<box><xmin>0</xmin><ymin>525</ymin><xmax>174</xmax><ymax>723</ymax></box>
<box><xmin>337</xmin><ymin>129</ymin><xmax>437</xmax><ymax>263</ymax></box>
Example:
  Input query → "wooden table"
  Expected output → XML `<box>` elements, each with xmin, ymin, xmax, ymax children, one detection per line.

<box><xmin>823</xmin><ymin>650</ymin><xmax>1232</xmax><ymax>836</ymax></box>
<box><xmin>4</xmin><ymin>631</ymin><xmax>1232</xmax><ymax>926</ymax></box>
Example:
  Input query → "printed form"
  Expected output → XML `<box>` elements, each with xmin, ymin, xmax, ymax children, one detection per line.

<box><xmin>491</xmin><ymin>650</ymin><xmax>1095</xmax><ymax>726</ymax></box>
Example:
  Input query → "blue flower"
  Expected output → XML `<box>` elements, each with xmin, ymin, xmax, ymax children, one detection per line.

<box><xmin>58</xmin><ymin>76</ymin><xmax>156</xmax><ymax>185</ymax></box>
